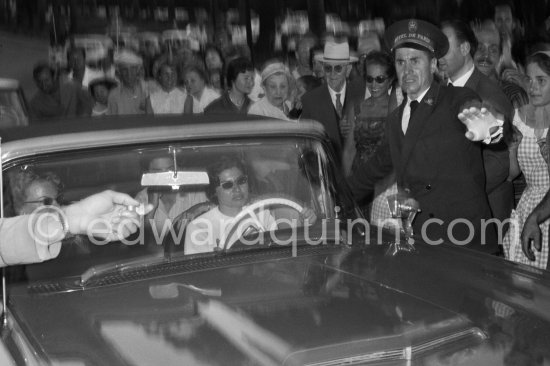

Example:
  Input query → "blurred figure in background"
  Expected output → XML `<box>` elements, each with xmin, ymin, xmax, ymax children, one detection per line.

<box><xmin>107</xmin><ymin>51</ymin><xmax>148</xmax><ymax>115</ymax></box>
<box><xmin>183</xmin><ymin>64</ymin><xmax>220</xmax><ymax>112</ymax></box>
<box><xmin>29</xmin><ymin>62</ymin><xmax>92</xmax><ymax>119</ymax></box>
<box><xmin>203</xmin><ymin>44</ymin><xmax>225</xmax><ymax>93</ymax></box>
<box><xmin>89</xmin><ymin>77</ymin><xmax>118</xmax><ymax>116</ymax></box>
<box><xmin>291</xmin><ymin>33</ymin><xmax>318</xmax><ymax>79</ymax></box>
<box><xmin>473</xmin><ymin>19</ymin><xmax>529</xmax><ymax>110</ymax></box>
<box><xmin>146</xmin><ymin>62</ymin><xmax>197</xmax><ymax>115</ymax></box>
<box><xmin>65</xmin><ymin>46</ymin><xmax>104</xmax><ymax>88</ymax></box>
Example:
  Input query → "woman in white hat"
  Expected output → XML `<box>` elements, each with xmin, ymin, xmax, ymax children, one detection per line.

<box><xmin>248</xmin><ymin>62</ymin><xmax>294</xmax><ymax>120</ymax></box>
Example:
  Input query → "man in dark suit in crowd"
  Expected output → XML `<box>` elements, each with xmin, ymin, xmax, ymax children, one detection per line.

<box><xmin>348</xmin><ymin>19</ymin><xmax>503</xmax><ymax>254</ymax></box>
<box><xmin>438</xmin><ymin>19</ymin><xmax>514</xmax><ymax>228</ymax></box>
<box><xmin>301</xmin><ymin>41</ymin><xmax>365</xmax><ymax>156</ymax></box>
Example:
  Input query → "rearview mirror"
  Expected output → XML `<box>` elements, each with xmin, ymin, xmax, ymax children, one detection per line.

<box><xmin>141</xmin><ymin>171</ymin><xmax>209</xmax><ymax>188</ymax></box>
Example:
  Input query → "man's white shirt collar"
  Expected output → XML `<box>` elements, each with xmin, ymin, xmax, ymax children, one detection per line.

<box><xmin>450</xmin><ymin>65</ymin><xmax>475</xmax><ymax>87</ymax></box>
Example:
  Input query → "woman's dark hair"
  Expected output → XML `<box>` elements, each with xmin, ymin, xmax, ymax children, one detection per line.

<box><xmin>364</xmin><ymin>51</ymin><xmax>396</xmax><ymax>80</ymax></box>
<box><xmin>297</xmin><ymin>75</ymin><xmax>322</xmax><ymax>93</ymax></box>
<box><xmin>205</xmin><ymin>156</ymin><xmax>248</xmax><ymax>204</ymax></box>
<box><xmin>526</xmin><ymin>52</ymin><xmax>550</xmax><ymax>76</ymax></box>
<box><xmin>225</xmin><ymin>57</ymin><xmax>254</xmax><ymax>89</ymax></box>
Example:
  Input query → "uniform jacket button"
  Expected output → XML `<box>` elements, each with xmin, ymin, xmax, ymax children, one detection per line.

<box><xmin>425</xmin><ymin>184</ymin><xmax>432</xmax><ymax>190</ymax></box>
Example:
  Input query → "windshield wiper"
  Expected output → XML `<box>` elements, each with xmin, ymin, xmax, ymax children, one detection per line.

<box><xmin>79</xmin><ymin>253</ymin><xmax>167</xmax><ymax>286</ymax></box>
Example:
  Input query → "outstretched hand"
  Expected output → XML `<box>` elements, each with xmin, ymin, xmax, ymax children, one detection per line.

<box><xmin>64</xmin><ymin>190</ymin><xmax>153</xmax><ymax>242</ymax></box>
<box><xmin>521</xmin><ymin>213</ymin><xmax>542</xmax><ymax>262</ymax></box>
<box><xmin>457</xmin><ymin>107</ymin><xmax>504</xmax><ymax>144</ymax></box>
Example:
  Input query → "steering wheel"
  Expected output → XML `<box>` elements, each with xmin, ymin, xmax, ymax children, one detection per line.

<box><xmin>219</xmin><ymin>197</ymin><xmax>305</xmax><ymax>251</ymax></box>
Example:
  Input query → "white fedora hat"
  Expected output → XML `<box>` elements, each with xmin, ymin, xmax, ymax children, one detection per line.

<box><xmin>314</xmin><ymin>41</ymin><xmax>358</xmax><ymax>64</ymax></box>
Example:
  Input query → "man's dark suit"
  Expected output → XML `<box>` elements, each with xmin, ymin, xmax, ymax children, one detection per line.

<box><xmin>348</xmin><ymin>81</ymin><xmax>497</xmax><ymax>253</ymax></box>
<box><xmin>301</xmin><ymin>80</ymin><xmax>364</xmax><ymax>156</ymax></box>
<box><xmin>463</xmin><ymin>68</ymin><xmax>514</xmax><ymax>225</ymax></box>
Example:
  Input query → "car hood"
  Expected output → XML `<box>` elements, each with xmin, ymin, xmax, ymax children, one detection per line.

<box><xmin>7</xmin><ymin>244</ymin><xmax>550</xmax><ymax>365</ymax></box>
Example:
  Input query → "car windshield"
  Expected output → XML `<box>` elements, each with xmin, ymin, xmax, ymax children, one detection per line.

<box><xmin>3</xmin><ymin>136</ymin><xmax>356</xmax><ymax>283</ymax></box>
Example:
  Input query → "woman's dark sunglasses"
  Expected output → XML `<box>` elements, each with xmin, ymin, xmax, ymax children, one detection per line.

<box><xmin>219</xmin><ymin>175</ymin><xmax>248</xmax><ymax>190</ymax></box>
<box><xmin>365</xmin><ymin>75</ymin><xmax>389</xmax><ymax>83</ymax></box>
<box><xmin>24</xmin><ymin>196</ymin><xmax>59</xmax><ymax>205</ymax></box>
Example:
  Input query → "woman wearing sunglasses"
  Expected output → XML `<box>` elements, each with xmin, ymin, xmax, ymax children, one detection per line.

<box><xmin>184</xmin><ymin>156</ymin><xmax>276</xmax><ymax>254</ymax></box>
<box><xmin>11</xmin><ymin>169</ymin><xmax>63</xmax><ymax>215</ymax></box>
<box><xmin>184</xmin><ymin>156</ymin><xmax>317</xmax><ymax>254</ymax></box>
<box><xmin>341</xmin><ymin>51</ymin><xmax>399</xmax><ymax>223</ymax></box>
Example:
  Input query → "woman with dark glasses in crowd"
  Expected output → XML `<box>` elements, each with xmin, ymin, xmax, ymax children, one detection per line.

<box><xmin>341</xmin><ymin>51</ymin><xmax>399</xmax><ymax>224</ymax></box>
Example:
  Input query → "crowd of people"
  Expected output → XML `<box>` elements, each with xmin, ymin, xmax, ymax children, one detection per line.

<box><xmin>5</xmin><ymin>1</ymin><xmax>550</xmax><ymax>272</ymax></box>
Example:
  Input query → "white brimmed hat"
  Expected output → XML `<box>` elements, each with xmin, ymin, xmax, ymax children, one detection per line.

<box><xmin>314</xmin><ymin>41</ymin><xmax>358</xmax><ymax>64</ymax></box>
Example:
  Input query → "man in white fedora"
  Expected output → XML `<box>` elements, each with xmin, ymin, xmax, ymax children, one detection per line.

<box><xmin>301</xmin><ymin>41</ymin><xmax>365</xmax><ymax>156</ymax></box>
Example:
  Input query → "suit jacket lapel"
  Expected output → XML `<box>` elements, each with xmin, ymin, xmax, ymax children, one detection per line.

<box><xmin>399</xmin><ymin>82</ymin><xmax>440</xmax><ymax>177</ymax></box>
<box><xmin>464</xmin><ymin>68</ymin><xmax>480</xmax><ymax>90</ymax></box>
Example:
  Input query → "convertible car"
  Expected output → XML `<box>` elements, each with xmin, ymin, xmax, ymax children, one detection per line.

<box><xmin>0</xmin><ymin>115</ymin><xmax>549</xmax><ymax>365</ymax></box>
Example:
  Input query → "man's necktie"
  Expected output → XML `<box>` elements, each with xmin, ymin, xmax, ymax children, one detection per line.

<box><xmin>410</xmin><ymin>100</ymin><xmax>419</xmax><ymax>115</ymax></box>
<box><xmin>335</xmin><ymin>93</ymin><xmax>343</xmax><ymax>118</ymax></box>
<box><xmin>184</xmin><ymin>94</ymin><xmax>194</xmax><ymax>114</ymax></box>
<box><xmin>402</xmin><ymin>100</ymin><xmax>419</xmax><ymax>134</ymax></box>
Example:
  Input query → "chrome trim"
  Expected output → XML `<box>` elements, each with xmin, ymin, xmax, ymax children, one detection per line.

<box><xmin>1</xmin><ymin>120</ymin><xmax>327</xmax><ymax>165</ymax></box>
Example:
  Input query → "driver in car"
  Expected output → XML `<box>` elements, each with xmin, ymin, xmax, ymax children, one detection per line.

<box><xmin>184</xmin><ymin>156</ymin><xmax>316</xmax><ymax>254</ymax></box>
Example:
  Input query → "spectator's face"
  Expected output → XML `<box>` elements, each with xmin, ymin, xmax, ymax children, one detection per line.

<box><xmin>439</xmin><ymin>26</ymin><xmax>467</xmax><ymax>80</ymax></box>
<box><xmin>474</xmin><ymin>30</ymin><xmax>501</xmax><ymax>78</ymax></box>
<box><xmin>148</xmin><ymin>157</ymin><xmax>174</xmax><ymax>172</ymax></box>
<box><xmin>35</xmin><ymin>69</ymin><xmax>56</xmax><ymax>94</ymax></box>
<box><xmin>158</xmin><ymin>65</ymin><xmax>177</xmax><ymax>91</ymax></box>
<box><xmin>495</xmin><ymin>6</ymin><xmax>515</xmax><ymax>36</ymax></box>
<box><xmin>185</xmin><ymin>70</ymin><xmax>206</xmax><ymax>97</ymax></box>
<box><xmin>395</xmin><ymin>47</ymin><xmax>436</xmax><ymax>100</ymax></box>
<box><xmin>264</xmin><ymin>73</ymin><xmax>289</xmax><ymax>108</ymax></box>
<box><xmin>205</xmin><ymin>50</ymin><xmax>223</xmax><ymax>70</ymax></box>
<box><xmin>119</xmin><ymin>65</ymin><xmax>140</xmax><ymax>87</ymax></box>
<box><xmin>312</xmin><ymin>59</ymin><xmax>325</xmax><ymax>79</ymax></box>
<box><xmin>20</xmin><ymin>180</ymin><xmax>59</xmax><ymax>215</ymax></box>
<box><xmin>210</xmin><ymin>70</ymin><xmax>222</xmax><ymax>90</ymax></box>
<box><xmin>527</xmin><ymin>62</ymin><xmax>550</xmax><ymax>107</ymax></box>
<box><xmin>296</xmin><ymin>40</ymin><xmax>315</xmax><ymax>67</ymax></box>
<box><xmin>365</xmin><ymin>63</ymin><xmax>392</xmax><ymax>99</ymax></box>
<box><xmin>215</xmin><ymin>167</ymin><xmax>249</xmax><ymax>212</ymax></box>
<box><xmin>323</xmin><ymin>62</ymin><xmax>350</xmax><ymax>92</ymax></box>
<box><xmin>92</xmin><ymin>84</ymin><xmax>110</xmax><ymax>105</ymax></box>
<box><xmin>232</xmin><ymin>70</ymin><xmax>255</xmax><ymax>95</ymax></box>
<box><xmin>69</xmin><ymin>51</ymin><xmax>85</xmax><ymax>71</ymax></box>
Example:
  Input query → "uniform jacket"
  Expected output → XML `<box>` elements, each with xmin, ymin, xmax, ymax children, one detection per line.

<box><xmin>301</xmin><ymin>80</ymin><xmax>365</xmax><ymax>156</ymax></box>
<box><xmin>349</xmin><ymin>81</ymin><xmax>497</xmax><ymax>253</ymax></box>
<box><xmin>464</xmin><ymin>68</ymin><xmax>514</xmax><ymax>223</ymax></box>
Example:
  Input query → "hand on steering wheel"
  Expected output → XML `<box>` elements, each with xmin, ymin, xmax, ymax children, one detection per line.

<box><xmin>219</xmin><ymin>197</ymin><xmax>307</xmax><ymax>251</ymax></box>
